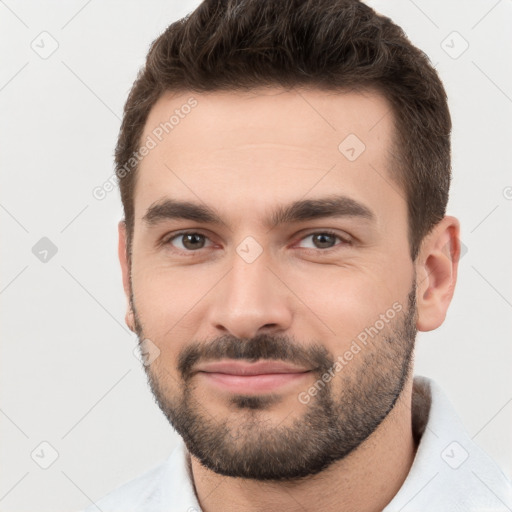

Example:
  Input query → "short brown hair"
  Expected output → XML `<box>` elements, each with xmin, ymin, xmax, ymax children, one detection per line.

<box><xmin>116</xmin><ymin>0</ymin><xmax>451</xmax><ymax>261</ymax></box>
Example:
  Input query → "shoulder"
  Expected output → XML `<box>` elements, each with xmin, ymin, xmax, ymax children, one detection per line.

<box><xmin>79</xmin><ymin>439</ymin><xmax>200</xmax><ymax>512</ymax></box>
<box><xmin>385</xmin><ymin>376</ymin><xmax>512</xmax><ymax>511</ymax></box>
<box><xmin>81</xmin><ymin>458</ymin><xmax>169</xmax><ymax>512</ymax></box>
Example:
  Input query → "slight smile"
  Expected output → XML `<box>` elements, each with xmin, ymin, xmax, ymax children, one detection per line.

<box><xmin>196</xmin><ymin>360</ymin><xmax>313</xmax><ymax>393</ymax></box>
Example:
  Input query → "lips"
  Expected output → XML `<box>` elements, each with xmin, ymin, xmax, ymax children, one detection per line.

<box><xmin>196</xmin><ymin>360</ymin><xmax>311</xmax><ymax>376</ymax></box>
<box><xmin>196</xmin><ymin>360</ymin><xmax>312</xmax><ymax>394</ymax></box>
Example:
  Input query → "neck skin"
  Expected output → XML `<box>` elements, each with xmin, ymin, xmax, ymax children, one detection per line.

<box><xmin>187</xmin><ymin>377</ymin><xmax>418</xmax><ymax>512</ymax></box>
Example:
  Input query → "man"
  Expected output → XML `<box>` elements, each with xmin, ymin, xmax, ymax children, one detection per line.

<box><xmin>84</xmin><ymin>0</ymin><xmax>512</xmax><ymax>510</ymax></box>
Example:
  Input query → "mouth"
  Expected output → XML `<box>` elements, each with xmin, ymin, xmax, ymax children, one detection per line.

<box><xmin>195</xmin><ymin>360</ymin><xmax>313</xmax><ymax>394</ymax></box>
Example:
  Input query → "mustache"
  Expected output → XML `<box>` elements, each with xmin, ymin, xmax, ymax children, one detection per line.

<box><xmin>178</xmin><ymin>333</ymin><xmax>334</xmax><ymax>381</ymax></box>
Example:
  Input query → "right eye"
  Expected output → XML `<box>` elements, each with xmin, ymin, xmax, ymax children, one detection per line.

<box><xmin>164</xmin><ymin>231</ymin><xmax>215</xmax><ymax>252</ymax></box>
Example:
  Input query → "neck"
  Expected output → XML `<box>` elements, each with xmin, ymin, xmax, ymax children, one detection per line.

<box><xmin>188</xmin><ymin>378</ymin><xmax>418</xmax><ymax>512</ymax></box>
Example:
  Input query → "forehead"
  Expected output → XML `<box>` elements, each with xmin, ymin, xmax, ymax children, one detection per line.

<box><xmin>134</xmin><ymin>87</ymin><xmax>402</xmax><ymax>229</ymax></box>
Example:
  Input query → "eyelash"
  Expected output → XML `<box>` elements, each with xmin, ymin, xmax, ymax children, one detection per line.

<box><xmin>161</xmin><ymin>230</ymin><xmax>352</xmax><ymax>255</ymax></box>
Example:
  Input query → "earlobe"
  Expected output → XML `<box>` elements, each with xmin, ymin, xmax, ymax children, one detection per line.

<box><xmin>118</xmin><ymin>220</ymin><xmax>135</xmax><ymax>331</ymax></box>
<box><xmin>415</xmin><ymin>216</ymin><xmax>461</xmax><ymax>332</ymax></box>
<box><xmin>125</xmin><ymin>309</ymin><xmax>135</xmax><ymax>333</ymax></box>
<box><xmin>118</xmin><ymin>220</ymin><xmax>131</xmax><ymax>296</ymax></box>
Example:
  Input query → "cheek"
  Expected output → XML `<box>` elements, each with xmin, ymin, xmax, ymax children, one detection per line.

<box><xmin>283</xmin><ymin>262</ymin><xmax>411</xmax><ymax>350</ymax></box>
<box><xmin>130</xmin><ymin>262</ymin><xmax>221</xmax><ymax>339</ymax></box>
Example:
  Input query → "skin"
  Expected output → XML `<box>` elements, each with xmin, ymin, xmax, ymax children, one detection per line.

<box><xmin>118</xmin><ymin>87</ymin><xmax>460</xmax><ymax>512</ymax></box>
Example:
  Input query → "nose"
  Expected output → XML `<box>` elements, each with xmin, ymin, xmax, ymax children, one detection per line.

<box><xmin>206</xmin><ymin>250</ymin><xmax>294</xmax><ymax>340</ymax></box>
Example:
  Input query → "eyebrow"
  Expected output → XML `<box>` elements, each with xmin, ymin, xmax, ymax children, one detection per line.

<box><xmin>142</xmin><ymin>195</ymin><xmax>375</xmax><ymax>230</ymax></box>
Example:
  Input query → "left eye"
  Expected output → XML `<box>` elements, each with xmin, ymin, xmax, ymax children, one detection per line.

<box><xmin>296</xmin><ymin>232</ymin><xmax>347</xmax><ymax>250</ymax></box>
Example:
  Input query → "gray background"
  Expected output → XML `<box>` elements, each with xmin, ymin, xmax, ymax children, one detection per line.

<box><xmin>1</xmin><ymin>1</ymin><xmax>511</xmax><ymax>510</ymax></box>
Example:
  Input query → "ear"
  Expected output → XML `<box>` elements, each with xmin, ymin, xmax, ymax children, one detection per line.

<box><xmin>415</xmin><ymin>216</ymin><xmax>461</xmax><ymax>332</ymax></box>
<box><xmin>118</xmin><ymin>220</ymin><xmax>135</xmax><ymax>332</ymax></box>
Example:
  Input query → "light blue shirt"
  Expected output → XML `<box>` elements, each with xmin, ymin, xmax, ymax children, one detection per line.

<box><xmin>83</xmin><ymin>376</ymin><xmax>512</xmax><ymax>511</ymax></box>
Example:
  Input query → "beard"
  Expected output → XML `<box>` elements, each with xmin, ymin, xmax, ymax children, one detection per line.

<box><xmin>131</xmin><ymin>282</ymin><xmax>417</xmax><ymax>482</ymax></box>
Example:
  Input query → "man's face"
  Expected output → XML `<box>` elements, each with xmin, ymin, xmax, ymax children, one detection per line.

<box><xmin>123</xmin><ymin>87</ymin><xmax>417</xmax><ymax>480</ymax></box>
